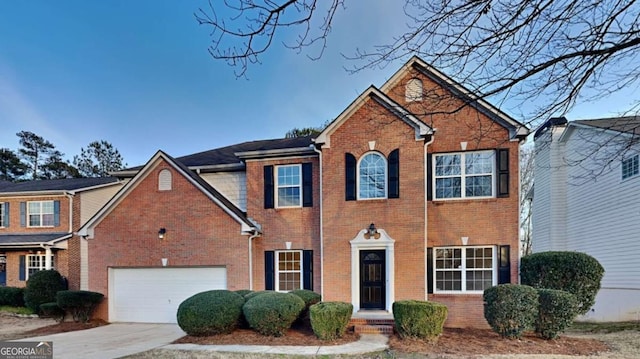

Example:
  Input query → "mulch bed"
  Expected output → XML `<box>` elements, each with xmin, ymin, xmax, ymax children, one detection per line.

<box><xmin>23</xmin><ymin>319</ymin><xmax>108</xmax><ymax>336</ymax></box>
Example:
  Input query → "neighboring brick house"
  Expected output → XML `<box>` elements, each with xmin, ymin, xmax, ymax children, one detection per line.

<box><xmin>532</xmin><ymin>116</ymin><xmax>640</xmax><ymax>321</ymax></box>
<box><xmin>79</xmin><ymin>56</ymin><xmax>529</xmax><ymax>327</ymax></box>
<box><xmin>0</xmin><ymin>177</ymin><xmax>123</xmax><ymax>289</ymax></box>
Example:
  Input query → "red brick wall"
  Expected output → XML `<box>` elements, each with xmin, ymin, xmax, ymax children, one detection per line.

<box><xmin>0</xmin><ymin>195</ymin><xmax>71</xmax><ymax>233</ymax></box>
<box><xmin>88</xmin><ymin>158</ymin><xmax>249</xmax><ymax>321</ymax></box>
<box><xmin>318</xmin><ymin>68</ymin><xmax>521</xmax><ymax>329</ymax></box>
<box><xmin>245</xmin><ymin>156</ymin><xmax>321</xmax><ymax>292</ymax></box>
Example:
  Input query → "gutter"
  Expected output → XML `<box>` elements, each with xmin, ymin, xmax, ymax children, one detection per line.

<box><xmin>235</xmin><ymin>146</ymin><xmax>317</xmax><ymax>160</ymax></box>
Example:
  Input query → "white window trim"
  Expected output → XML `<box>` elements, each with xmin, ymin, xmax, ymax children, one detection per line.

<box><xmin>621</xmin><ymin>154</ymin><xmax>639</xmax><ymax>181</ymax></box>
<box><xmin>357</xmin><ymin>152</ymin><xmax>388</xmax><ymax>200</ymax></box>
<box><xmin>26</xmin><ymin>254</ymin><xmax>54</xmax><ymax>280</ymax></box>
<box><xmin>433</xmin><ymin>150</ymin><xmax>496</xmax><ymax>200</ymax></box>
<box><xmin>27</xmin><ymin>201</ymin><xmax>54</xmax><ymax>228</ymax></box>
<box><xmin>432</xmin><ymin>246</ymin><xmax>497</xmax><ymax>294</ymax></box>
<box><xmin>275</xmin><ymin>250</ymin><xmax>303</xmax><ymax>292</ymax></box>
<box><xmin>275</xmin><ymin>164</ymin><xmax>302</xmax><ymax>208</ymax></box>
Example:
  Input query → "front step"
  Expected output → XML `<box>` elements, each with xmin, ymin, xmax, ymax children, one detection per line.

<box><xmin>350</xmin><ymin>318</ymin><xmax>395</xmax><ymax>335</ymax></box>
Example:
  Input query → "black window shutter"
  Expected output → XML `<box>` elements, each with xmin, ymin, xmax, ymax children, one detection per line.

<box><xmin>345</xmin><ymin>153</ymin><xmax>356</xmax><ymax>201</ymax></box>
<box><xmin>19</xmin><ymin>255</ymin><xmax>26</xmax><ymax>281</ymax></box>
<box><xmin>302</xmin><ymin>163</ymin><xmax>313</xmax><ymax>207</ymax></box>
<box><xmin>4</xmin><ymin>202</ymin><xmax>9</xmax><ymax>227</ymax></box>
<box><xmin>427</xmin><ymin>247</ymin><xmax>434</xmax><ymax>294</ymax></box>
<box><xmin>53</xmin><ymin>200</ymin><xmax>61</xmax><ymax>227</ymax></box>
<box><xmin>426</xmin><ymin>155</ymin><xmax>433</xmax><ymax>201</ymax></box>
<box><xmin>303</xmin><ymin>250</ymin><xmax>313</xmax><ymax>290</ymax></box>
<box><xmin>388</xmin><ymin>149</ymin><xmax>400</xmax><ymax>198</ymax></box>
<box><xmin>498</xmin><ymin>245</ymin><xmax>511</xmax><ymax>284</ymax></box>
<box><xmin>265</xmin><ymin>251</ymin><xmax>275</xmax><ymax>290</ymax></box>
<box><xmin>20</xmin><ymin>202</ymin><xmax>26</xmax><ymax>227</ymax></box>
<box><xmin>264</xmin><ymin>166</ymin><xmax>274</xmax><ymax>209</ymax></box>
<box><xmin>497</xmin><ymin>149</ymin><xmax>509</xmax><ymax>198</ymax></box>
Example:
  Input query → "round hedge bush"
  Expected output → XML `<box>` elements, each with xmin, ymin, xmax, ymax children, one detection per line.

<box><xmin>521</xmin><ymin>251</ymin><xmax>604</xmax><ymax>315</ymax></box>
<box><xmin>234</xmin><ymin>289</ymin><xmax>253</xmax><ymax>297</ymax></box>
<box><xmin>393</xmin><ymin>300</ymin><xmax>448</xmax><ymax>339</ymax></box>
<box><xmin>24</xmin><ymin>270</ymin><xmax>67</xmax><ymax>313</ymax></box>
<box><xmin>243</xmin><ymin>291</ymin><xmax>305</xmax><ymax>336</ymax></box>
<box><xmin>0</xmin><ymin>286</ymin><xmax>25</xmax><ymax>307</ymax></box>
<box><xmin>483</xmin><ymin>284</ymin><xmax>538</xmax><ymax>339</ymax></box>
<box><xmin>536</xmin><ymin>289</ymin><xmax>579</xmax><ymax>339</ymax></box>
<box><xmin>243</xmin><ymin>290</ymin><xmax>269</xmax><ymax>301</ymax></box>
<box><xmin>309</xmin><ymin>301</ymin><xmax>353</xmax><ymax>340</ymax></box>
<box><xmin>177</xmin><ymin>290</ymin><xmax>245</xmax><ymax>336</ymax></box>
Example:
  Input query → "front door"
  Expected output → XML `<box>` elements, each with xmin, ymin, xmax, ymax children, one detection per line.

<box><xmin>360</xmin><ymin>250</ymin><xmax>385</xmax><ymax>309</ymax></box>
<box><xmin>0</xmin><ymin>255</ymin><xmax>6</xmax><ymax>286</ymax></box>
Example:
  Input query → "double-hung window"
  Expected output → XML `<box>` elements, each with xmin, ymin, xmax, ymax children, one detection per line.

<box><xmin>358</xmin><ymin>152</ymin><xmax>387</xmax><ymax>199</ymax></box>
<box><xmin>0</xmin><ymin>203</ymin><xmax>6</xmax><ymax>227</ymax></box>
<box><xmin>276</xmin><ymin>165</ymin><xmax>302</xmax><ymax>207</ymax></box>
<box><xmin>28</xmin><ymin>201</ymin><xmax>54</xmax><ymax>227</ymax></box>
<box><xmin>434</xmin><ymin>150</ymin><xmax>494</xmax><ymax>199</ymax></box>
<box><xmin>622</xmin><ymin>155</ymin><xmax>639</xmax><ymax>180</ymax></box>
<box><xmin>276</xmin><ymin>250</ymin><xmax>302</xmax><ymax>291</ymax></box>
<box><xmin>434</xmin><ymin>246</ymin><xmax>495</xmax><ymax>293</ymax></box>
<box><xmin>27</xmin><ymin>254</ymin><xmax>54</xmax><ymax>279</ymax></box>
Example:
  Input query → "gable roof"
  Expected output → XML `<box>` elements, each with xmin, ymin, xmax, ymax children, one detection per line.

<box><xmin>572</xmin><ymin>117</ymin><xmax>640</xmax><ymax>136</ymax></box>
<box><xmin>380</xmin><ymin>56</ymin><xmax>529</xmax><ymax>140</ymax></box>
<box><xmin>78</xmin><ymin>151</ymin><xmax>258</xmax><ymax>238</ymax></box>
<box><xmin>0</xmin><ymin>177</ymin><xmax>119</xmax><ymax>194</ymax></box>
<box><xmin>314</xmin><ymin>85</ymin><xmax>433</xmax><ymax>147</ymax></box>
<box><xmin>114</xmin><ymin>136</ymin><xmax>316</xmax><ymax>176</ymax></box>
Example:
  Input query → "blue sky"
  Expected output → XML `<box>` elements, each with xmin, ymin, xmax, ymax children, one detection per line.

<box><xmin>0</xmin><ymin>1</ymin><xmax>636</xmax><ymax>167</ymax></box>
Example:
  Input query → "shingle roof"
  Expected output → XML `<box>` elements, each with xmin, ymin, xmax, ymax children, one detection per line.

<box><xmin>574</xmin><ymin>116</ymin><xmax>640</xmax><ymax>136</ymax></box>
<box><xmin>0</xmin><ymin>177</ymin><xmax>119</xmax><ymax>193</ymax></box>
<box><xmin>0</xmin><ymin>233</ymin><xmax>71</xmax><ymax>245</ymax></box>
<box><xmin>122</xmin><ymin>136</ymin><xmax>316</xmax><ymax>171</ymax></box>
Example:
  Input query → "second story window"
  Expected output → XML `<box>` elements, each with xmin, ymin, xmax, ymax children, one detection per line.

<box><xmin>434</xmin><ymin>150</ymin><xmax>495</xmax><ymax>199</ymax></box>
<box><xmin>0</xmin><ymin>202</ymin><xmax>6</xmax><ymax>227</ymax></box>
<box><xmin>622</xmin><ymin>155</ymin><xmax>639</xmax><ymax>180</ymax></box>
<box><xmin>358</xmin><ymin>152</ymin><xmax>387</xmax><ymax>199</ymax></box>
<box><xmin>28</xmin><ymin>201</ymin><xmax>55</xmax><ymax>227</ymax></box>
<box><xmin>276</xmin><ymin>165</ymin><xmax>302</xmax><ymax>207</ymax></box>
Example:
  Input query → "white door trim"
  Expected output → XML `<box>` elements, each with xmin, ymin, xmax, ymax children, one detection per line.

<box><xmin>350</xmin><ymin>228</ymin><xmax>395</xmax><ymax>313</ymax></box>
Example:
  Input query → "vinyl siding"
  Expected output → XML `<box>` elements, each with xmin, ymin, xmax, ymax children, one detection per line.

<box><xmin>200</xmin><ymin>172</ymin><xmax>247</xmax><ymax>211</ymax></box>
<box><xmin>80</xmin><ymin>184</ymin><xmax>124</xmax><ymax>224</ymax></box>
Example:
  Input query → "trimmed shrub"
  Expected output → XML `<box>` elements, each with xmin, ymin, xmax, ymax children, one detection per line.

<box><xmin>290</xmin><ymin>289</ymin><xmax>322</xmax><ymax>324</ymax></box>
<box><xmin>521</xmin><ymin>251</ymin><xmax>604</xmax><ymax>315</ymax></box>
<box><xmin>393</xmin><ymin>300</ymin><xmax>448</xmax><ymax>340</ymax></box>
<box><xmin>234</xmin><ymin>289</ymin><xmax>253</xmax><ymax>297</ymax></box>
<box><xmin>24</xmin><ymin>270</ymin><xmax>67</xmax><ymax>313</ymax></box>
<box><xmin>243</xmin><ymin>290</ymin><xmax>270</xmax><ymax>301</ymax></box>
<box><xmin>56</xmin><ymin>290</ymin><xmax>104</xmax><ymax>323</ymax></box>
<box><xmin>309</xmin><ymin>301</ymin><xmax>353</xmax><ymax>340</ymax></box>
<box><xmin>39</xmin><ymin>302</ymin><xmax>65</xmax><ymax>322</ymax></box>
<box><xmin>0</xmin><ymin>286</ymin><xmax>25</xmax><ymax>307</ymax></box>
<box><xmin>483</xmin><ymin>284</ymin><xmax>538</xmax><ymax>339</ymax></box>
<box><xmin>243</xmin><ymin>291</ymin><xmax>305</xmax><ymax>336</ymax></box>
<box><xmin>536</xmin><ymin>289</ymin><xmax>579</xmax><ymax>339</ymax></box>
<box><xmin>177</xmin><ymin>290</ymin><xmax>245</xmax><ymax>336</ymax></box>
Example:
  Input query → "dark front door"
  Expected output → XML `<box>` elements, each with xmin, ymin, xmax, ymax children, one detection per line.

<box><xmin>360</xmin><ymin>250</ymin><xmax>385</xmax><ymax>309</ymax></box>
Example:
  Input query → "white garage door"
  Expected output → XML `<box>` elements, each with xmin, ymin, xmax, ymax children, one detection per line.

<box><xmin>110</xmin><ymin>267</ymin><xmax>227</xmax><ymax>323</ymax></box>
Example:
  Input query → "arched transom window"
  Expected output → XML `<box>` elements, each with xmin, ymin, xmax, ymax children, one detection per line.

<box><xmin>358</xmin><ymin>152</ymin><xmax>387</xmax><ymax>199</ymax></box>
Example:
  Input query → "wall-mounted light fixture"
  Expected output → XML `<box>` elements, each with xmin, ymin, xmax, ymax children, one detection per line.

<box><xmin>368</xmin><ymin>223</ymin><xmax>378</xmax><ymax>237</ymax></box>
<box><xmin>158</xmin><ymin>228</ymin><xmax>166</xmax><ymax>239</ymax></box>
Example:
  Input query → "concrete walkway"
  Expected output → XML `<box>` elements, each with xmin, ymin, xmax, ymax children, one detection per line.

<box><xmin>160</xmin><ymin>333</ymin><xmax>389</xmax><ymax>356</ymax></box>
<box><xmin>14</xmin><ymin>323</ymin><xmax>185</xmax><ymax>359</ymax></box>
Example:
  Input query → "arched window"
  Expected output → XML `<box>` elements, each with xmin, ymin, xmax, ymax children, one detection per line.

<box><xmin>358</xmin><ymin>152</ymin><xmax>387</xmax><ymax>199</ymax></box>
<box><xmin>405</xmin><ymin>78</ymin><xmax>423</xmax><ymax>102</ymax></box>
<box><xmin>158</xmin><ymin>169</ymin><xmax>172</xmax><ymax>191</ymax></box>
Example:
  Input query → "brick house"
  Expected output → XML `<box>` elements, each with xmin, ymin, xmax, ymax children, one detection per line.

<box><xmin>79</xmin><ymin>56</ymin><xmax>529</xmax><ymax>327</ymax></box>
<box><xmin>0</xmin><ymin>177</ymin><xmax>123</xmax><ymax>289</ymax></box>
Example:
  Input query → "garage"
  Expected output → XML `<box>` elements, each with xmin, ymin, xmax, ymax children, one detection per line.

<box><xmin>109</xmin><ymin>267</ymin><xmax>227</xmax><ymax>323</ymax></box>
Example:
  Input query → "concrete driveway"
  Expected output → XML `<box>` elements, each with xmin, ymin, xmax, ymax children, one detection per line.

<box><xmin>15</xmin><ymin>323</ymin><xmax>185</xmax><ymax>359</ymax></box>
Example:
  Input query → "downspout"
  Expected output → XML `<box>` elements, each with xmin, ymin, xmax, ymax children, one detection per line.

<box><xmin>66</xmin><ymin>192</ymin><xmax>73</xmax><ymax>231</ymax></box>
<box><xmin>248</xmin><ymin>230</ymin><xmax>261</xmax><ymax>290</ymax></box>
<box><xmin>312</xmin><ymin>145</ymin><xmax>324</xmax><ymax>298</ymax></box>
<box><xmin>424</xmin><ymin>135</ymin><xmax>435</xmax><ymax>300</ymax></box>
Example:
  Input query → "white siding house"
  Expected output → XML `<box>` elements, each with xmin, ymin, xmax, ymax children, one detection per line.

<box><xmin>532</xmin><ymin>116</ymin><xmax>640</xmax><ymax>321</ymax></box>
